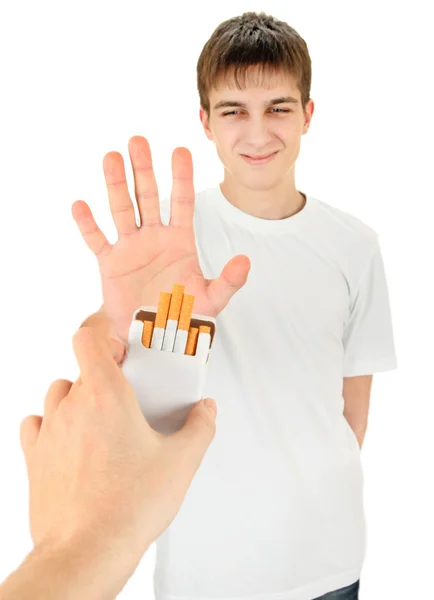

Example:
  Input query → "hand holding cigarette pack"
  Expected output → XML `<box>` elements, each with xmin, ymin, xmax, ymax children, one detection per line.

<box><xmin>121</xmin><ymin>284</ymin><xmax>216</xmax><ymax>435</ymax></box>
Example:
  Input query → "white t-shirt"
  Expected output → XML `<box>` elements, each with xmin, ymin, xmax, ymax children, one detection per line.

<box><xmin>153</xmin><ymin>186</ymin><xmax>397</xmax><ymax>600</ymax></box>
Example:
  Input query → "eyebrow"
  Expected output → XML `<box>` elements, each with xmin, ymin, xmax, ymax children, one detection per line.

<box><xmin>213</xmin><ymin>96</ymin><xmax>299</xmax><ymax>110</ymax></box>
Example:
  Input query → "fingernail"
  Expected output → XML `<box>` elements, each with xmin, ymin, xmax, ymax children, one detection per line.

<box><xmin>204</xmin><ymin>398</ymin><xmax>217</xmax><ymax>416</ymax></box>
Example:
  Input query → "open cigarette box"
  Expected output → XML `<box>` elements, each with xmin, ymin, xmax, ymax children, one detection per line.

<box><xmin>121</xmin><ymin>305</ymin><xmax>216</xmax><ymax>435</ymax></box>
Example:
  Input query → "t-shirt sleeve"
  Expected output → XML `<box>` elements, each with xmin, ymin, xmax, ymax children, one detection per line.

<box><xmin>343</xmin><ymin>241</ymin><xmax>398</xmax><ymax>377</ymax></box>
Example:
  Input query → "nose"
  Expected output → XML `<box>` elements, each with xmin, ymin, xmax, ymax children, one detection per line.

<box><xmin>241</xmin><ymin>115</ymin><xmax>274</xmax><ymax>151</ymax></box>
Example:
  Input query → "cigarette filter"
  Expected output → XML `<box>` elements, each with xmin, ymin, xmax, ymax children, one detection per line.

<box><xmin>162</xmin><ymin>284</ymin><xmax>185</xmax><ymax>352</ymax></box>
<box><xmin>141</xmin><ymin>320</ymin><xmax>154</xmax><ymax>348</ymax></box>
<box><xmin>173</xmin><ymin>293</ymin><xmax>195</xmax><ymax>354</ymax></box>
<box><xmin>195</xmin><ymin>325</ymin><xmax>211</xmax><ymax>363</ymax></box>
<box><xmin>185</xmin><ymin>326</ymin><xmax>199</xmax><ymax>356</ymax></box>
<box><xmin>151</xmin><ymin>291</ymin><xmax>171</xmax><ymax>350</ymax></box>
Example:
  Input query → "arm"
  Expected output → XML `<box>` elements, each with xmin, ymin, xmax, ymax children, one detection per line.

<box><xmin>342</xmin><ymin>375</ymin><xmax>373</xmax><ymax>449</ymax></box>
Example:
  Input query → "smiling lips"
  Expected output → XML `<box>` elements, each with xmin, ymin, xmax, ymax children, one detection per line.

<box><xmin>241</xmin><ymin>151</ymin><xmax>278</xmax><ymax>165</ymax></box>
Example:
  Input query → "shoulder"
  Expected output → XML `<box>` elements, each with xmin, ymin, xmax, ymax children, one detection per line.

<box><xmin>309</xmin><ymin>195</ymin><xmax>378</xmax><ymax>239</ymax></box>
<box><xmin>306</xmin><ymin>195</ymin><xmax>382</xmax><ymax>291</ymax></box>
<box><xmin>307</xmin><ymin>195</ymin><xmax>380</xmax><ymax>262</ymax></box>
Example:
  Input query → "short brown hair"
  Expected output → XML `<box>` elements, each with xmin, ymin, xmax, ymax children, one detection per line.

<box><xmin>197</xmin><ymin>12</ymin><xmax>312</xmax><ymax>117</ymax></box>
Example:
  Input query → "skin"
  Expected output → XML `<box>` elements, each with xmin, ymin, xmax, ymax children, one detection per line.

<box><xmin>1</xmin><ymin>139</ymin><xmax>247</xmax><ymax>598</ymax></box>
<box><xmin>343</xmin><ymin>374</ymin><xmax>373</xmax><ymax>449</ymax></box>
<box><xmin>70</xmin><ymin>138</ymin><xmax>252</xmax><ymax>345</ymax></box>
<box><xmin>0</xmin><ymin>64</ymin><xmax>373</xmax><ymax>599</ymax></box>
<box><xmin>0</xmin><ymin>326</ymin><xmax>218</xmax><ymax>599</ymax></box>
<box><xmin>200</xmin><ymin>66</ymin><xmax>314</xmax><ymax>219</ymax></box>
<box><xmin>200</xmin><ymin>66</ymin><xmax>372</xmax><ymax>446</ymax></box>
<box><xmin>199</xmin><ymin>68</ymin><xmax>372</xmax><ymax>447</ymax></box>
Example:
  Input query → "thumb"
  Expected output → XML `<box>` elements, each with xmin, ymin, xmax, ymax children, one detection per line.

<box><xmin>208</xmin><ymin>254</ymin><xmax>251</xmax><ymax>315</ymax></box>
<box><xmin>170</xmin><ymin>398</ymin><xmax>217</xmax><ymax>470</ymax></box>
<box><xmin>20</xmin><ymin>415</ymin><xmax>43</xmax><ymax>464</ymax></box>
<box><xmin>109</xmin><ymin>337</ymin><xmax>127</xmax><ymax>366</ymax></box>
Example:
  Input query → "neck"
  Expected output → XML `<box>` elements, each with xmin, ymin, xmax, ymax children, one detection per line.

<box><xmin>220</xmin><ymin>171</ymin><xmax>305</xmax><ymax>221</ymax></box>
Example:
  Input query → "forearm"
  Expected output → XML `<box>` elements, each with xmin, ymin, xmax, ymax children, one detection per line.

<box><xmin>0</xmin><ymin>537</ymin><xmax>143</xmax><ymax>600</ymax></box>
<box><xmin>344</xmin><ymin>413</ymin><xmax>368</xmax><ymax>449</ymax></box>
<box><xmin>342</xmin><ymin>375</ymin><xmax>372</xmax><ymax>450</ymax></box>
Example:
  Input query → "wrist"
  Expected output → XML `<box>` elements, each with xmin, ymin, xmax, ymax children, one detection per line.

<box><xmin>0</xmin><ymin>534</ymin><xmax>147</xmax><ymax>600</ymax></box>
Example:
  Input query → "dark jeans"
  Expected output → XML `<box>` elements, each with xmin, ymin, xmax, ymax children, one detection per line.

<box><xmin>313</xmin><ymin>579</ymin><xmax>359</xmax><ymax>599</ymax></box>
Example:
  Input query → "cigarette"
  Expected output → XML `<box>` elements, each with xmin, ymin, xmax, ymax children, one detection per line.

<box><xmin>151</xmin><ymin>291</ymin><xmax>171</xmax><ymax>350</ymax></box>
<box><xmin>195</xmin><ymin>325</ymin><xmax>211</xmax><ymax>362</ymax></box>
<box><xmin>185</xmin><ymin>327</ymin><xmax>199</xmax><ymax>355</ymax></box>
<box><xmin>141</xmin><ymin>320</ymin><xmax>154</xmax><ymax>348</ymax></box>
<box><xmin>173</xmin><ymin>293</ymin><xmax>195</xmax><ymax>354</ymax></box>
<box><xmin>162</xmin><ymin>284</ymin><xmax>185</xmax><ymax>351</ymax></box>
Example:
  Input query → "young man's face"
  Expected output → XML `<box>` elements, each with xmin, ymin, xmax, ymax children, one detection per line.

<box><xmin>200</xmin><ymin>68</ymin><xmax>314</xmax><ymax>191</ymax></box>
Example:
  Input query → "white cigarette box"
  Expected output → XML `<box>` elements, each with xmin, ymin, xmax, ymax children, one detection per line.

<box><xmin>121</xmin><ymin>305</ymin><xmax>216</xmax><ymax>435</ymax></box>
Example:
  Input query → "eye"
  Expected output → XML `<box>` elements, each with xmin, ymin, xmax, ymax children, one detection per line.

<box><xmin>221</xmin><ymin>108</ymin><xmax>293</xmax><ymax>117</ymax></box>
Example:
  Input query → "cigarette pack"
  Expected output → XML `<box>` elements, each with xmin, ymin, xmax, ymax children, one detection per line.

<box><xmin>121</xmin><ymin>305</ymin><xmax>216</xmax><ymax>435</ymax></box>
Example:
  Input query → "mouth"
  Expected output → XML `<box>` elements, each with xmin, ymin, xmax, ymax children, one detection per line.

<box><xmin>240</xmin><ymin>151</ymin><xmax>279</xmax><ymax>165</ymax></box>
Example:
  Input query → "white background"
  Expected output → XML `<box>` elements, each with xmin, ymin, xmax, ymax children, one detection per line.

<box><xmin>0</xmin><ymin>1</ymin><xmax>433</xmax><ymax>598</ymax></box>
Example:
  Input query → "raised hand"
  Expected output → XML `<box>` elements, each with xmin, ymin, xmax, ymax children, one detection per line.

<box><xmin>72</xmin><ymin>136</ymin><xmax>251</xmax><ymax>343</ymax></box>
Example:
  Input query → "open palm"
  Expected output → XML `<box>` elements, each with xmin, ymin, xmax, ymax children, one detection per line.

<box><xmin>71</xmin><ymin>136</ymin><xmax>251</xmax><ymax>343</ymax></box>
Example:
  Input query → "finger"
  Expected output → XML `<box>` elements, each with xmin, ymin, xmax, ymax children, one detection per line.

<box><xmin>103</xmin><ymin>151</ymin><xmax>138</xmax><ymax>237</ymax></box>
<box><xmin>71</xmin><ymin>201</ymin><xmax>112</xmax><ymax>259</ymax></box>
<box><xmin>170</xmin><ymin>147</ymin><xmax>195</xmax><ymax>229</ymax></box>
<box><xmin>20</xmin><ymin>415</ymin><xmax>43</xmax><ymax>461</ymax></box>
<box><xmin>207</xmin><ymin>254</ymin><xmax>251</xmax><ymax>314</ymax></box>
<box><xmin>128</xmin><ymin>136</ymin><xmax>161</xmax><ymax>227</ymax></box>
<box><xmin>72</xmin><ymin>327</ymin><xmax>121</xmax><ymax>390</ymax></box>
<box><xmin>110</xmin><ymin>338</ymin><xmax>127</xmax><ymax>366</ymax></box>
<box><xmin>79</xmin><ymin>305</ymin><xmax>129</xmax><ymax>352</ymax></box>
<box><xmin>44</xmin><ymin>379</ymin><xmax>73</xmax><ymax>417</ymax></box>
<box><xmin>68</xmin><ymin>338</ymin><xmax>125</xmax><ymax>400</ymax></box>
<box><xmin>169</xmin><ymin>398</ymin><xmax>217</xmax><ymax>470</ymax></box>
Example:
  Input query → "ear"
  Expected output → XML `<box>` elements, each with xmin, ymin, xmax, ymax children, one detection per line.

<box><xmin>199</xmin><ymin>106</ymin><xmax>214</xmax><ymax>141</ymax></box>
<box><xmin>302</xmin><ymin>99</ymin><xmax>315</xmax><ymax>134</ymax></box>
